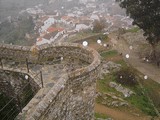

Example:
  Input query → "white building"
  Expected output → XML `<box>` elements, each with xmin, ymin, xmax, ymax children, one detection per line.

<box><xmin>39</xmin><ymin>17</ymin><xmax>55</xmax><ymax>33</ymax></box>
<box><xmin>75</xmin><ymin>24</ymin><xmax>90</xmax><ymax>32</ymax></box>
<box><xmin>90</xmin><ymin>14</ymin><xmax>100</xmax><ymax>21</ymax></box>
<box><xmin>36</xmin><ymin>38</ymin><xmax>50</xmax><ymax>46</ymax></box>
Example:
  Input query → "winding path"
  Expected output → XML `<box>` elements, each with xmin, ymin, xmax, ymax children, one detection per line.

<box><xmin>109</xmin><ymin>33</ymin><xmax>160</xmax><ymax>84</ymax></box>
<box><xmin>95</xmin><ymin>104</ymin><xmax>150</xmax><ymax>120</ymax></box>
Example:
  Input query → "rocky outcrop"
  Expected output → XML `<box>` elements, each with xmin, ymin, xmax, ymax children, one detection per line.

<box><xmin>109</xmin><ymin>82</ymin><xmax>135</xmax><ymax>97</ymax></box>
<box><xmin>102</xmin><ymin>61</ymin><xmax>121</xmax><ymax>73</ymax></box>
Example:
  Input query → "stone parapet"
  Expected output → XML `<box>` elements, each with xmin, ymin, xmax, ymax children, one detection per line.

<box><xmin>0</xmin><ymin>42</ymin><xmax>101</xmax><ymax>120</ymax></box>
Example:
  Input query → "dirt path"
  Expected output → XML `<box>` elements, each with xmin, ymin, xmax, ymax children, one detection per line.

<box><xmin>95</xmin><ymin>33</ymin><xmax>160</xmax><ymax>119</ymax></box>
<box><xmin>95</xmin><ymin>103</ymin><xmax>150</xmax><ymax>120</ymax></box>
<box><xmin>109</xmin><ymin>33</ymin><xmax>160</xmax><ymax>84</ymax></box>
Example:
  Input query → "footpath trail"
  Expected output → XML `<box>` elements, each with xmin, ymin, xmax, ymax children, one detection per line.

<box><xmin>109</xmin><ymin>33</ymin><xmax>160</xmax><ymax>84</ymax></box>
<box><xmin>95</xmin><ymin>104</ymin><xmax>150</xmax><ymax>120</ymax></box>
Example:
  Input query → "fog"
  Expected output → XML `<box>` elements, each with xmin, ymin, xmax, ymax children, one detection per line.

<box><xmin>0</xmin><ymin>0</ymin><xmax>126</xmax><ymax>21</ymax></box>
<box><xmin>0</xmin><ymin>0</ymin><xmax>47</xmax><ymax>21</ymax></box>
<box><xmin>0</xmin><ymin>0</ymin><xmax>128</xmax><ymax>46</ymax></box>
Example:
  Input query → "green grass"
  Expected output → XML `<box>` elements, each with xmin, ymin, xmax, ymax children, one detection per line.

<box><xmin>126</xmin><ymin>86</ymin><xmax>157</xmax><ymax>116</ymax></box>
<box><xmin>115</xmin><ymin>59</ymin><xmax>128</xmax><ymax>68</ymax></box>
<box><xmin>96</xmin><ymin>73</ymin><xmax>124</xmax><ymax>104</ymax></box>
<box><xmin>97</xmin><ymin>66</ymin><xmax>157</xmax><ymax>116</ymax></box>
<box><xmin>73</xmin><ymin>33</ymin><xmax>109</xmax><ymax>45</ymax></box>
<box><xmin>97</xmin><ymin>74</ymin><xmax>117</xmax><ymax>93</ymax></box>
<box><xmin>96</xmin><ymin>74</ymin><xmax>122</xmax><ymax>104</ymax></box>
<box><xmin>128</xmin><ymin>66</ymin><xmax>160</xmax><ymax>114</ymax></box>
<box><xmin>95</xmin><ymin>113</ymin><xmax>109</xmax><ymax>119</ymax></box>
<box><xmin>126</xmin><ymin>27</ymin><xmax>140</xmax><ymax>33</ymax></box>
<box><xmin>138</xmin><ymin>73</ymin><xmax>160</xmax><ymax>113</ymax></box>
<box><xmin>68</xmin><ymin>31</ymin><xmax>99</xmax><ymax>42</ymax></box>
<box><xmin>97</xmin><ymin>45</ymin><xmax>158</xmax><ymax>116</ymax></box>
<box><xmin>82</xmin><ymin>34</ymin><xmax>109</xmax><ymax>45</ymax></box>
<box><xmin>100</xmin><ymin>50</ymin><xmax>118</xmax><ymax>58</ymax></box>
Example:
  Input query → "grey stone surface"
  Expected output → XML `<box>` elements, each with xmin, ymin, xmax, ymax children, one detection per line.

<box><xmin>102</xmin><ymin>61</ymin><xmax>121</xmax><ymax>73</ymax></box>
<box><xmin>109</xmin><ymin>82</ymin><xmax>135</xmax><ymax>97</ymax></box>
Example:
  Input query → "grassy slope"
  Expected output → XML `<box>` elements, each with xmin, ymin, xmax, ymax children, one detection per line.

<box><xmin>98</xmin><ymin>50</ymin><xmax>157</xmax><ymax>116</ymax></box>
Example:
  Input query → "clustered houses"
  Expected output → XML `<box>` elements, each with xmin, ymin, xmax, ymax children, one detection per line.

<box><xmin>36</xmin><ymin>15</ymin><xmax>66</xmax><ymax>45</ymax></box>
<box><xmin>35</xmin><ymin>13</ymin><xmax>133</xmax><ymax>45</ymax></box>
<box><xmin>35</xmin><ymin>13</ymin><xmax>94</xmax><ymax>45</ymax></box>
<box><xmin>17</xmin><ymin>0</ymin><xmax>134</xmax><ymax>46</ymax></box>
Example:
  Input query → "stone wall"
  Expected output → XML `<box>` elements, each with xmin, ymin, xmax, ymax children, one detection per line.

<box><xmin>0</xmin><ymin>70</ymin><xmax>15</xmax><ymax>99</ymax></box>
<box><xmin>0</xmin><ymin>43</ymin><xmax>94</xmax><ymax>64</ymax></box>
<box><xmin>0</xmin><ymin>42</ymin><xmax>101</xmax><ymax>120</ymax></box>
<box><xmin>0</xmin><ymin>44</ymin><xmax>30</xmax><ymax>61</ymax></box>
<box><xmin>0</xmin><ymin>69</ymin><xmax>40</xmax><ymax>110</ymax></box>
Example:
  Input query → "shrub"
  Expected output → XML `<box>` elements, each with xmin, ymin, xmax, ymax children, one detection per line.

<box><xmin>115</xmin><ymin>68</ymin><xmax>138</xmax><ymax>86</ymax></box>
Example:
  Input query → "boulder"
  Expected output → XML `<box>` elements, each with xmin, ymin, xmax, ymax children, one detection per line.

<box><xmin>101</xmin><ymin>61</ymin><xmax>121</xmax><ymax>76</ymax></box>
<box><xmin>103</xmin><ymin>61</ymin><xmax>121</xmax><ymax>72</ymax></box>
<box><xmin>109</xmin><ymin>82</ymin><xmax>135</xmax><ymax>97</ymax></box>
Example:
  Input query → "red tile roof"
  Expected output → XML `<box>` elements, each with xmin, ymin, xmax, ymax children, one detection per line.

<box><xmin>47</xmin><ymin>27</ymin><xmax>64</xmax><ymax>33</ymax></box>
<box><xmin>37</xmin><ymin>37</ymin><xmax>42</xmax><ymax>42</ymax></box>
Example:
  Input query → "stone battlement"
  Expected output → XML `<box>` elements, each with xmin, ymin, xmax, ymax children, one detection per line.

<box><xmin>0</xmin><ymin>42</ymin><xmax>101</xmax><ymax>120</ymax></box>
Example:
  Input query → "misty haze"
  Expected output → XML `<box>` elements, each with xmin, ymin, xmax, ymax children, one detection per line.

<box><xmin>0</xmin><ymin>0</ymin><xmax>160</xmax><ymax>120</ymax></box>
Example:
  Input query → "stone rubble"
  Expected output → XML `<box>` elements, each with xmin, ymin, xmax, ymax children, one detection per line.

<box><xmin>100</xmin><ymin>61</ymin><xmax>121</xmax><ymax>79</ymax></box>
<box><xmin>102</xmin><ymin>61</ymin><xmax>121</xmax><ymax>72</ymax></box>
<box><xmin>97</xmin><ymin>92</ymin><xmax>129</xmax><ymax>107</ymax></box>
<box><xmin>109</xmin><ymin>82</ymin><xmax>135</xmax><ymax>97</ymax></box>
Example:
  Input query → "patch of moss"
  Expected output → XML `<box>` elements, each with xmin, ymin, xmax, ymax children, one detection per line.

<box><xmin>100</xmin><ymin>50</ymin><xmax>118</xmax><ymax>58</ymax></box>
<box><xmin>126</xmin><ymin>27</ymin><xmax>140</xmax><ymax>33</ymax></box>
<box><xmin>95</xmin><ymin>112</ymin><xmax>109</xmax><ymax>119</ymax></box>
<box><xmin>115</xmin><ymin>59</ymin><xmax>128</xmax><ymax>68</ymax></box>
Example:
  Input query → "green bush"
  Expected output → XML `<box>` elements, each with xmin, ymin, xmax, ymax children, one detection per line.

<box><xmin>100</xmin><ymin>50</ymin><xmax>118</xmax><ymax>58</ymax></box>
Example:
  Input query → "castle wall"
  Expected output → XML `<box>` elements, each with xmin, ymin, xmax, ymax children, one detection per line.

<box><xmin>33</xmin><ymin>62</ymin><xmax>100</xmax><ymax>120</ymax></box>
<box><xmin>0</xmin><ymin>69</ymin><xmax>40</xmax><ymax>115</ymax></box>
<box><xmin>0</xmin><ymin>42</ymin><xmax>101</xmax><ymax>120</ymax></box>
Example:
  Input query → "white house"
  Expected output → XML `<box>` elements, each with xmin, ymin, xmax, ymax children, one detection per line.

<box><xmin>36</xmin><ymin>37</ymin><xmax>50</xmax><ymax>46</ymax></box>
<box><xmin>68</xmin><ymin>13</ymin><xmax>76</xmax><ymax>17</ymax></box>
<box><xmin>44</xmin><ymin>17</ymin><xmax>55</xmax><ymax>27</ymax></box>
<box><xmin>90</xmin><ymin>14</ymin><xmax>100</xmax><ymax>21</ymax></box>
<box><xmin>39</xmin><ymin>17</ymin><xmax>55</xmax><ymax>33</ymax></box>
<box><xmin>75</xmin><ymin>24</ymin><xmax>90</xmax><ymax>32</ymax></box>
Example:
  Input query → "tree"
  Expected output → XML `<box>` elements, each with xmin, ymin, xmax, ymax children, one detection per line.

<box><xmin>93</xmin><ymin>19</ymin><xmax>106</xmax><ymax>33</ymax></box>
<box><xmin>116</xmin><ymin>0</ymin><xmax>160</xmax><ymax>60</ymax></box>
<box><xmin>0</xmin><ymin>15</ymin><xmax>35</xmax><ymax>45</ymax></box>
